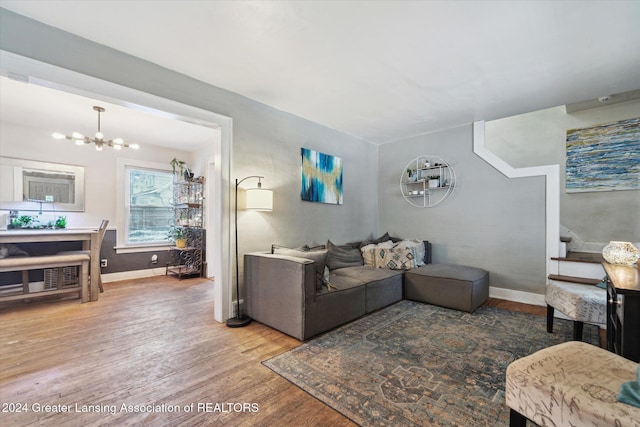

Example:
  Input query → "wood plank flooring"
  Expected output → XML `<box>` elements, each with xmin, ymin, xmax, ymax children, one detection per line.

<box><xmin>0</xmin><ymin>276</ymin><xmax>594</xmax><ymax>426</ymax></box>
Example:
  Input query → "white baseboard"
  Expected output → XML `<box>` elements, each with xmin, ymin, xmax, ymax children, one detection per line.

<box><xmin>102</xmin><ymin>268</ymin><xmax>168</xmax><ymax>283</ymax></box>
<box><xmin>489</xmin><ymin>286</ymin><xmax>545</xmax><ymax>306</ymax></box>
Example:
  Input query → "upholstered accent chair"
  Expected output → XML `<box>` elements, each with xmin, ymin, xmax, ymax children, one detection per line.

<box><xmin>545</xmin><ymin>280</ymin><xmax>606</xmax><ymax>340</ymax></box>
<box><xmin>506</xmin><ymin>341</ymin><xmax>640</xmax><ymax>427</ymax></box>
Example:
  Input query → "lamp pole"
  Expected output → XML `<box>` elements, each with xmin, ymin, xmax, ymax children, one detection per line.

<box><xmin>226</xmin><ymin>176</ymin><xmax>264</xmax><ymax>328</ymax></box>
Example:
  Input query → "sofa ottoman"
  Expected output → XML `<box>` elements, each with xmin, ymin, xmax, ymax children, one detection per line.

<box><xmin>404</xmin><ymin>263</ymin><xmax>489</xmax><ymax>312</ymax></box>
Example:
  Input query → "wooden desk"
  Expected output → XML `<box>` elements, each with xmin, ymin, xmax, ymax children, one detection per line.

<box><xmin>0</xmin><ymin>229</ymin><xmax>100</xmax><ymax>301</ymax></box>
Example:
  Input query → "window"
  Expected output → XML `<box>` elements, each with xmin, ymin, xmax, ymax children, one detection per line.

<box><xmin>124</xmin><ymin>166</ymin><xmax>174</xmax><ymax>245</ymax></box>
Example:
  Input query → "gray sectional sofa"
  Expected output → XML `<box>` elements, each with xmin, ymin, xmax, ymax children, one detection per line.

<box><xmin>245</xmin><ymin>236</ymin><xmax>432</xmax><ymax>341</ymax></box>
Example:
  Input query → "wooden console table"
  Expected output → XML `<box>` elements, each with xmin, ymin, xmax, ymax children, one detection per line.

<box><xmin>0</xmin><ymin>229</ymin><xmax>101</xmax><ymax>301</ymax></box>
<box><xmin>604</xmin><ymin>261</ymin><xmax>640</xmax><ymax>362</ymax></box>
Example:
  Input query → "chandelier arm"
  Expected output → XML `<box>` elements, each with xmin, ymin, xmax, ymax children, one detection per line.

<box><xmin>53</xmin><ymin>105</ymin><xmax>139</xmax><ymax>150</ymax></box>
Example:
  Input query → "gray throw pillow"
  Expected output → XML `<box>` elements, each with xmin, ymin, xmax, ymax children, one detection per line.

<box><xmin>327</xmin><ymin>240</ymin><xmax>364</xmax><ymax>270</ymax></box>
<box><xmin>273</xmin><ymin>246</ymin><xmax>328</xmax><ymax>291</ymax></box>
<box><xmin>372</xmin><ymin>232</ymin><xmax>391</xmax><ymax>244</ymax></box>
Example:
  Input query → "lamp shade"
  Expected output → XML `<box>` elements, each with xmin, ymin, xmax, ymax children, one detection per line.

<box><xmin>245</xmin><ymin>188</ymin><xmax>273</xmax><ymax>211</ymax></box>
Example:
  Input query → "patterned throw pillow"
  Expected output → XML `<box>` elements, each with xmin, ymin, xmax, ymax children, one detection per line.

<box><xmin>394</xmin><ymin>239</ymin><xmax>426</xmax><ymax>266</ymax></box>
<box><xmin>361</xmin><ymin>240</ymin><xmax>394</xmax><ymax>267</ymax></box>
<box><xmin>373</xmin><ymin>245</ymin><xmax>418</xmax><ymax>270</ymax></box>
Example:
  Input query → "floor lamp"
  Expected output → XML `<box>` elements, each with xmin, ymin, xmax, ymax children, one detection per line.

<box><xmin>226</xmin><ymin>175</ymin><xmax>273</xmax><ymax>328</ymax></box>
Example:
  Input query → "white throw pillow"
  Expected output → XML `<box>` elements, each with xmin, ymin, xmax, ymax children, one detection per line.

<box><xmin>361</xmin><ymin>240</ymin><xmax>394</xmax><ymax>267</ymax></box>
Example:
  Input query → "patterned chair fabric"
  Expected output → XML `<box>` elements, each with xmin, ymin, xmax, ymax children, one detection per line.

<box><xmin>545</xmin><ymin>281</ymin><xmax>606</xmax><ymax>325</ymax></box>
<box><xmin>506</xmin><ymin>341</ymin><xmax>640</xmax><ymax>427</ymax></box>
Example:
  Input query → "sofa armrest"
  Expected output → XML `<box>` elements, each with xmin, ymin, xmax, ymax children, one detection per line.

<box><xmin>244</xmin><ymin>252</ymin><xmax>317</xmax><ymax>340</ymax></box>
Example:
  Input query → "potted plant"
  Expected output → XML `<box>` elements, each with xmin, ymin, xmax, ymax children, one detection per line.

<box><xmin>168</xmin><ymin>226</ymin><xmax>190</xmax><ymax>248</ymax></box>
<box><xmin>427</xmin><ymin>175</ymin><xmax>440</xmax><ymax>188</ymax></box>
<box><xmin>10</xmin><ymin>215</ymin><xmax>36</xmax><ymax>229</ymax></box>
<box><xmin>54</xmin><ymin>216</ymin><xmax>67</xmax><ymax>229</ymax></box>
<box><xmin>406</xmin><ymin>168</ymin><xmax>417</xmax><ymax>182</ymax></box>
<box><xmin>170</xmin><ymin>158</ymin><xmax>194</xmax><ymax>181</ymax></box>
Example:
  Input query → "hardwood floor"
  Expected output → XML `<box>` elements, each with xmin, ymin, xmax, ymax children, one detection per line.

<box><xmin>0</xmin><ymin>277</ymin><xmax>354</xmax><ymax>426</ymax></box>
<box><xmin>0</xmin><ymin>277</ymin><xmax>598</xmax><ymax>426</ymax></box>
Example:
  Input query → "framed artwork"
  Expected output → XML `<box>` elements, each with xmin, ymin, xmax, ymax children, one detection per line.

<box><xmin>301</xmin><ymin>148</ymin><xmax>343</xmax><ymax>204</ymax></box>
<box><xmin>566</xmin><ymin>117</ymin><xmax>639</xmax><ymax>193</ymax></box>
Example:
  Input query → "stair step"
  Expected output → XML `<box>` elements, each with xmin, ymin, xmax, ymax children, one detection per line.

<box><xmin>548</xmin><ymin>274</ymin><xmax>602</xmax><ymax>285</ymax></box>
<box><xmin>551</xmin><ymin>251</ymin><xmax>603</xmax><ymax>264</ymax></box>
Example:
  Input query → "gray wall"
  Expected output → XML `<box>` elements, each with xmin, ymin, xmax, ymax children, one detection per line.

<box><xmin>485</xmin><ymin>101</ymin><xmax>640</xmax><ymax>245</ymax></box>
<box><xmin>378</xmin><ymin>125</ymin><xmax>547</xmax><ymax>293</ymax></box>
<box><xmin>0</xmin><ymin>9</ymin><xmax>377</xmax><ymax>296</ymax></box>
<box><xmin>1</xmin><ymin>8</ymin><xmax>566</xmax><ymax>298</ymax></box>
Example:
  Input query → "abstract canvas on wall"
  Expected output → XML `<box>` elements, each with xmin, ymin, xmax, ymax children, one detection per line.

<box><xmin>301</xmin><ymin>148</ymin><xmax>343</xmax><ymax>204</ymax></box>
<box><xmin>565</xmin><ymin>117</ymin><xmax>639</xmax><ymax>193</ymax></box>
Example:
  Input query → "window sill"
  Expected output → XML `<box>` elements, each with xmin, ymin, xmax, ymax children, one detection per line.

<box><xmin>114</xmin><ymin>244</ymin><xmax>171</xmax><ymax>255</ymax></box>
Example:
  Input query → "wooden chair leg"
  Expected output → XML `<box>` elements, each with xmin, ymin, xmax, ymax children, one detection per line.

<box><xmin>98</xmin><ymin>274</ymin><xmax>104</xmax><ymax>293</ymax></box>
<box><xmin>546</xmin><ymin>305</ymin><xmax>554</xmax><ymax>333</ymax></box>
<box><xmin>21</xmin><ymin>270</ymin><xmax>29</xmax><ymax>294</ymax></box>
<box><xmin>573</xmin><ymin>321</ymin><xmax>584</xmax><ymax>341</ymax></box>
<box><xmin>509</xmin><ymin>408</ymin><xmax>528</xmax><ymax>427</ymax></box>
<box><xmin>21</xmin><ymin>270</ymin><xmax>29</xmax><ymax>303</ymax></box>
<box><xmin>80</xmin><ymin>261</ymin><xmax>89</xmax><ymax>303</ymax></box>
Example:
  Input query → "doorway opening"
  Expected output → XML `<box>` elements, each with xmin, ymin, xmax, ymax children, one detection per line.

<box><xmin>0</xmin><ymin>50</ymin><xmax>233</xmax><ymax>322</ymax></box>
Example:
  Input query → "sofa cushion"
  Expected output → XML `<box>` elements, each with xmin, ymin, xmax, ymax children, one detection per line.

<box><xmin>357</xmin><ymin>232</ymin><xmax>393</xmax><ymax>249</ymax></box>
<box><xmin>374</xmin><ymin>232</ymin><xmax>391</xmax><ymax>244</ymax></box>
<box><xmin>405</xmin><ymin>263</ymin><xmax>489</xmax><ymax>312</ymax></box>
<box><xmin>333</xmin><ymin>265</ymin><xmax>404</xmax><ymax>282</ymax></box>
<box><xmin>332</xmin><ymin>266</ymin><xmax>404</xmax><ymax>312</ymax></box>
<box><xmin>325</xmin><ymin>273</ymin><xmax>366</xmax><ymax>291</ymax></box>
<box><xmin>273</xmin><ymin>246</ymin><xmax>328</xmax><ymax>290</ymax></box>
<box><xmin>327</xmin><ymin>240</ymin><xmax>364</xmax><ymax>270</ymax></box>
<box><xmin>326</xmin><ymin>265</ymin><xmax>403</xmax><ymax>291</ymax></box>
<box><xmin>410</xmin><ymin>263</ymin><xmax>487</xmax><ymax>282</ymax></box>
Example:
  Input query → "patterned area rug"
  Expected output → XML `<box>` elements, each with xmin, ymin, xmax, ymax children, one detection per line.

<box><xmin>263</xmin><ymin>300</ymin><xmax>600</xmax><ymax>426</ymax></box>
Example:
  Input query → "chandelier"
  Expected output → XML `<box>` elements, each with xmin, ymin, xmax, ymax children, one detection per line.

<box><xmin>52</xmin><ymin>106</ymin><xmax>140</xmax><ymax>151</ymax></box>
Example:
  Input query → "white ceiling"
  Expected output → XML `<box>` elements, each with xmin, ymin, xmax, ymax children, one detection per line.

<box><xmin>0</xmin><ymin>75</ymin><xmax>217</xmax><ymax>151</ymax></box>
<box><xmin>1</xmin><ymin>0</ymin><xmax>640</xmax><ymax>144</ymax></box>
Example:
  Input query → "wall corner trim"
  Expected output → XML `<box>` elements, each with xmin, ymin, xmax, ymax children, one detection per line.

<box><xmin>472</xmin><ymin>121</ymin><xmax>560</xmax><ymax>283</ymax></box>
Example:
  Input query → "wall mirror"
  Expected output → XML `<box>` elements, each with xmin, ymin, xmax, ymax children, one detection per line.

<box><xmin>0</xmin><ymin>157</ymin><xmax>85</xmax><ymax>212</ymax></box>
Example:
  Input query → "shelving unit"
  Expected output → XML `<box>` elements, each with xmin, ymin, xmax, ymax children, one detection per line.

<box><xmin>400</xmin><ymin>155</ymin><xmax>456</xmax><ymax>207</ymax></box>
<box><xmin>166</xmin><ymin>177</ymin><xmax>205</xmax><ymax>279</ymax></box>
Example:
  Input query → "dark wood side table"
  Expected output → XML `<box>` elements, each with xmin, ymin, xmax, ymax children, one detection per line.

<box><xmin>604</xmin><ymin>261</ymin><xmax>640</xmax><ymax>362</ymax></box>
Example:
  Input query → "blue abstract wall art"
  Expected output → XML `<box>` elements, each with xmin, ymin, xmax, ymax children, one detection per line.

<box><xmin>301</xmin><ymin>148</ymin><xmax>343</xmax><ymax>204</ymax></box>
<box><xmin>566</xmin><ymin>117</ymin><xmax>639</xmax><ymax>193</ymax></box>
